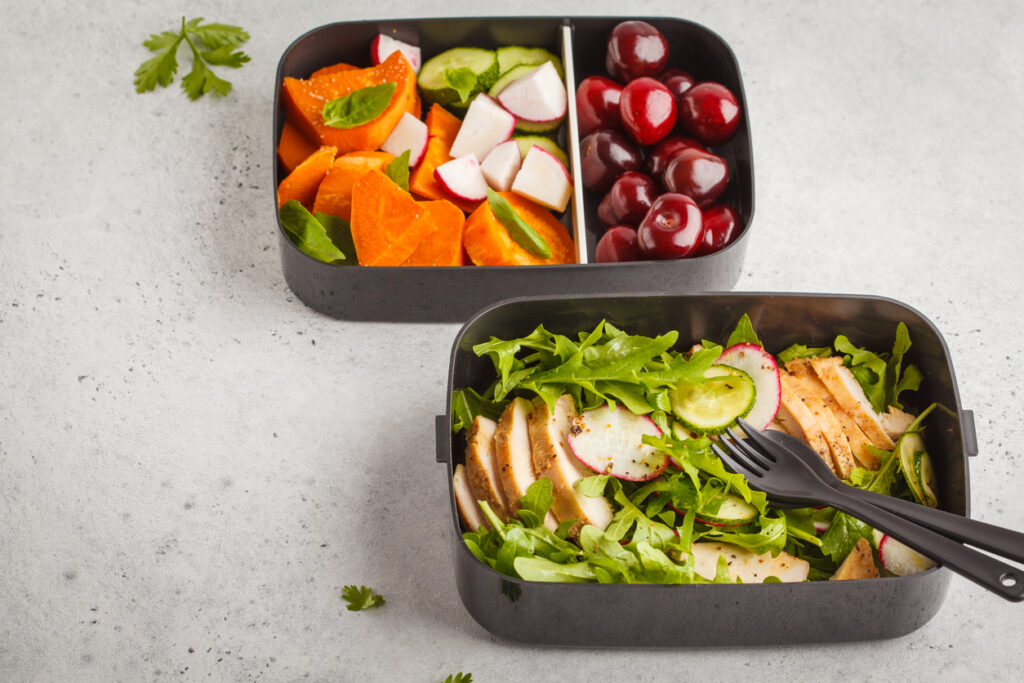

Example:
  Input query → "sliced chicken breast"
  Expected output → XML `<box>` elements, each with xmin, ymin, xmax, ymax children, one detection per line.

<box><xmin>830</xmin><ymin>537</ymin><xmax>880</xmax><ymax>581</ymax></box>
<box><xmin>453</xmin><ymin>463</ymin><xmax>487</xmax><ymax>531</ymax></box>
<box><xmin>810</xmin><ymin>358</ymin><xmax>895</xmax><ymax>450</ymax></box>
<box><xmin>528</xmin><ymin>395</ymin><xmax>613</xmax><ymax>536</ymax></box>
<box><xmin>777</xmin><ymin>373</ymin><xmax>833</xmax><ymax>470</ymax></box>
<box><xmin>690</xmin><ymin>542</ymin><xmax>809</xmax><ymax>583</ymax></box>
<box><xmin>880</xmin><ymin>406</ymin><xmax>915</xmax><ymax>440</ymax></box>
<box><xmin>803</xmin><ymin>395</ymin><xmax>856</xmax><ymax>479</ymax></box>
<box><xmin>493</xmin><ymin>397</ymin><xmax>558</xmax><ymax>530</ymax></box>
<box><xmin>464</xmin><ymin>415</ymin><xmax>509</xmax><ymax>521</ymax></box>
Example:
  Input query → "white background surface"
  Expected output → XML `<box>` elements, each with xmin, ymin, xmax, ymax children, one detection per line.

<box><xmin>2</xmin><ymin>1</ymin><xmax>1023</xmax><ymax>680</ymax></box>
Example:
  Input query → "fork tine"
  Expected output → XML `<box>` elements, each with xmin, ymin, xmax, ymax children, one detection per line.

<box><xmin>710</xmin><ymin>439</ymin><xmax>765</xmax><ymax>479</ymax></box>
<box><xmin>724</xmin><ymin>427</ymin><xmax>775</xmax><ymax>467</ymax></box>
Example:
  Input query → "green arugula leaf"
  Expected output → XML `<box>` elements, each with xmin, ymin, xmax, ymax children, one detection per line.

<box><xmin>341</xmin><ymin>585</ymin><xmax>385</xmax><ymax>611</ymax></box>
<box><xmin>725</xmin><ymin>313</ymin><xmax>762</xmax><ymax>348</ymax></box>
<box><xmin>279</xmin><ymin>200</ymin><xmax>347</xmax><ymax>264</ymax></box>
<box><xmin>134</xmin><ymin>17</ymin><xmax>249</xmax><ymax>99</ymax></box>
<box><xmin>777</xmin><ymin>343</ymin><xmax>833</xmax><ymax>364</ymax></box>
<box><xmin>444</xmin><ymin>67</ymin><xmax>478</xmax><ymax>103</ymax></box>
<box><xmin>819</xmin><ymin>512</ymin><xmax>872</xmax><ymax>562</ymax></box>
<box><xmin>486</xmin><ymin>188</ymin><xmax>552</xmax><ymax>258</ymax></box>
<box><xmin>450</xmin><ymin>387</ymin><xmax>506</xmax><ymax>433</ymax></box>
<box><xmin>322</xmin><ymin>82</ymin><xmax>397</xmax><ymax>129</ymax></box>
<box><xmin>835</xmin><ymin>322</ymin><xmax>923</xmax><ymax>413</ymax></box>
<box><xmin>383</xmin><ymin>149</ymin><xmax>411</xmax><ymax>191</ymax></box>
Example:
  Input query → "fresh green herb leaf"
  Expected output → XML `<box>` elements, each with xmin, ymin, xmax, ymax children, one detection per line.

<box><xmin>315</xmin><ymin>212</ymin><xmax>358</xmax><ymax>262</ymax></box>
<box><xmin>725</xmin><ymin>313</ymin><xmax>762</xmax><ymax>348</ymax></box>
<box><xmin>383</xmin><ymin>149</ymin><xmax>411</xmax><ymax>191</ymax></box>
<box><xmin>134</xmin><ymin>17</ymin><xmax>250</xmax><ymax>99</ymax></box>
<box><xmin>279</xmin><ymin>200</ymin><xmax>348</xmax><ymax>264</ymax></box>
<box><xmin>341</xmin><ymin>585</ymin><xmax>385</xmax><ymax>611</ymax></box>
<box><xmin>487</xmin><ymin>188</ymin><xmax>552</xmax><ymax>258</ymax></box>
<box><xmin>835</xmin><ymin>322</ymin><xmax>922</xmax><ymax>413</ymax></box>
<box><xmin>444</xmin><ymin>67</ymin><xmax>478</xmax><ymax>103</ymax></box>
<box><xmin>777</xmin><ymin>343</ymin><xmax>833</xmax><ymax>364</ymax></box>
<box><xmin>322</xmin><ymin>82</ymin><xmax>397</xmax><ymax>129</ymax></box>
<box><xmin>819</xmin><ymin>512</ymin><xmax>872</xmax><ymax>563</ymax></box>
<box><xmin>450</xmin><ymin>388</ymin><xmax>506</xmax><ymax>433</ymax></box>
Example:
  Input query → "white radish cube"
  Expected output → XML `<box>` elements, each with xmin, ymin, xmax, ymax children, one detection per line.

<box><xmin>371</xmin><ymin>34</ymin><xmax>421</xmax><ymax>73</ymax></box>
<box><xmin>497</xmin><ymin>62</ymin><xmax>567</xmax><ymax>123</ymax></box>
<box><xmin>511</xmin><ymin>146</ymin><xmax>572</xmax><ymax>212</ymax></box>
<box><xmin>380</xmin><ymin>112</ymin><xmax>429</xmax><ymax>167</ymax></box>
<box><xmin>480</xmin><ymin>140</ymin><xmax>523</xmax><ymax>192</ymax></box>
<box><xmin>434</xmin><ymin>154</ymin><xmax>488</xmax><ymax>202</ymax></box>
<box><xmin>448</xmin><ymin>94</ymin><xmax>516</xmax><ymax>164</ymax></box>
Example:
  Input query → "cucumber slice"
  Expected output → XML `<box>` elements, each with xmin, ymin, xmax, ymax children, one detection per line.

<box><xmin>513</xmin><ymin>135</ymin><xmax>568</xmax><ymax>168</ymax></box>
<box><xmin>670</xmin><ymin>366</ymin><xmax>756</xmax><ymax>435</ymax></box>
<box><xmin>897</xmin><ymin>432</ymin><xmax>939</xmax><ymax>508</ymax></box>
<box><xmin>695</xmin><ymin>493</ymin><xmax>758</xmax><ymax>526</ymax></box>
<box><xmin>488</xmin><ymin>64</ymin><xmax>564</xmax><ymax>134</ymax></box>
<box><xmin>496</xmin><ymin>46</ymin><xmax>564</xmax><ymax>79</ymax></box>
<box><xmin>418</xmin><ymin>48</ymin><xmax>499</xmax><ymax>106</ymax></box>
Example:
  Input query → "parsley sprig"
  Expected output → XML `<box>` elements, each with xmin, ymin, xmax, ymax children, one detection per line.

<box><xmin>134</xmin><ymin>17</ymin><xmax>251</xmax><ymax>100</ymax></box>
<box><xmin>341</xmin><ymin>585</ymin><xmax>385</xmax><ymax>611</ymax></box>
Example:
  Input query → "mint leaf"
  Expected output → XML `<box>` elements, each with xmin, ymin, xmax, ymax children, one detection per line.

<box><xmin>341</xmin><ymin>585</ymin><xmax>384</xmax><ymax>611</ymax></box>
<box><xmin>383</xmin><ymin>149</ymin><xmax>411</xmax><ymax>191</ymax></box>
<box><xmin>444</xmin><ymin>67</ymin><xmax>478</xmax><ymax>103</ymax></box>
<box><xmin>134</xmin><ymin>17</ymin><xmax>249</xmax><ymax>99</ymax></box>
<box><xmin>322</xmin><ymin>82</ymin><xmax>397</xmax><ymax>129</ymax></box>
<box><xmin>279</xmin><ymin>200</ymin><xmax>347</xmax><ymax>264</ymax></box>
<box><xmin>487</xmin><ymin>188</ymin><xmax>552</xmax><ymax>258</ymax></box>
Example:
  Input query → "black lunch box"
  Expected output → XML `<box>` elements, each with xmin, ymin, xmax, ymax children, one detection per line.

<box><xmin>435</xmin><ymin>293</ymin><xmax>977</xmax><ymax>646</ymax></box>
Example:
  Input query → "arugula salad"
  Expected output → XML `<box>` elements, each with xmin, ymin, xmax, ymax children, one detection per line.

<box><xmin>450</xmin><ymin>315</ymin><xmax>942</xmax><ymax>584</ymax></box>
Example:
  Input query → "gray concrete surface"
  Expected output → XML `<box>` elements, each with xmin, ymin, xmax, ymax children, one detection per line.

<box><xmin>2</xmin><ymin>0</ymin><xmax>1023</xmax><ymax>680</ymax></box>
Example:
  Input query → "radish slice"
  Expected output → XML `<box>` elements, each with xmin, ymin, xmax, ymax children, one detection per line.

<box><xmin>496</xmin><ymin>61</ymin><xmax>567</xmax><ymax>123</ymax></box>
<box><xmin>370</xmin><ymin>34</ymin><xmax>421</xmax><ymax>73</ymax></box>
<box><xmin>510</xmin><ymin>146</ymin><xmax>573</xmax><ymax>212</ymax></box>
<box><xmin>434</xmin><ymin>155</ymin><xmax>488</xmax><ymax>202</ymax></box>
<box><xmin>566</xmin><ymin>405</ymin><xmax>666</xmax><ymax>481</ymax></box>
<box><xmin>380</xmin><ymin>112</ymin><xmax>428</xmax><ymax>167</ymax></box>
<box><xmin>449</xmin><ymin>94</ymin><xmax>516</xmax><ymax>164</ymax></box>
<box><xmin>480</xmin><ymin>140</ymin><xmax>523</xmax><ymax>192</ymax></box>
<box><xmin>715</xmin><ymin>343</ymin><xmax>781</xmax><ymax>431</ymax></box>
<box><xmin>873</xmin><ymin>529</ymin><xmax>937</xmax><ymax>576</ymax></box>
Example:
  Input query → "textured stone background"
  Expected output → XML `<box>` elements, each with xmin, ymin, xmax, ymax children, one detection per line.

<box><xmin>2</xmin><ymin>1</ymin><xmax>1023</xmax><ymax>680</ymax></box>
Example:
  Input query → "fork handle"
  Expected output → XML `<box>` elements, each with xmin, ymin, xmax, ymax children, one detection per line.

<box><xmin>823</xmin><ymin>486</ymin><xmax>1024</xmax><ymax>602</ymax></box>
<box><xmin>850</xmin><ymin>486</ymin><xmax>1024</xmax><ymax>564</ymax></box>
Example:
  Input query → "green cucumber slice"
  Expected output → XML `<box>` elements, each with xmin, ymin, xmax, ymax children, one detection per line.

<box><xmin>418</xmin><ymin>48</ymin><xmax>499</xmax><ymax>106</ymax></box>
<box><xmin>670</xmin><ymin>365</ymin><xmax>755</xmax><ymax>435</ymax></box>
<box><xmin>512</xmin><ymin>135</ymin><xmax>568</xmax><ymax>168</ymax></box>
<box><xmin>897</xmin><ymin>432</ymin><xmax>939</xmax><ymax>508</ymax></box>
<box><xmin>496</xmin><ymin>46</ymin><xmax>564</xmax><ymax>79</ymax></box>
<box><xmin>695</xmin><ymin>493</ymin><xmax>759</xmax><ymax>526</ymax></box>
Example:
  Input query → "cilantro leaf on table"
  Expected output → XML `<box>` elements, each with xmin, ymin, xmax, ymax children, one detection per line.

<box><xmin>444</xmin><ymin>673</ymin><xmax>473</xmax><ymax>683</ymax></box>
<box><xmin>134</xmin><ymin>17</ymin><xmax>250</xmax><ymax>100</ymax></box>
<box><xmin>341</xmin><ymin>585</ymin><xmax>385</xmax><ymax>611</ymax></box>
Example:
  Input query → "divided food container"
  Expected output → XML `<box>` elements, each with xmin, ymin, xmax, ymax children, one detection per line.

<box><xmin>436</xmin><ymin>293</ymin><xmax>977</xmax><ymax>646</ymax></box>
<box><xmin>273</xmin><ymin>17</ymin><xmax>753</xmax><ymax>322</ymax></box>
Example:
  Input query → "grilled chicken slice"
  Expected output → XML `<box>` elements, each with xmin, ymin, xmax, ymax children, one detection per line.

<box><xmin>464</xmin><ymin>415</ymin><xmax>509</xmax><ymax>521</ymax></box>
<box><xmin>690</xmin><ymin>542</ymin><xmax>809</xmax><ymax>583</ymax></box>
<box><xmin>880</xmin><ymin>406</ymin><xmax>915</xmax><ymax>440</ymax></box>
<box><xmin>830</xmin><ymin>538</ymin><xmax>880</xmax><ymax>581</ymax></box>
<box><xmin>777</xmin><ymin>373</ymin><xmax>833</xmax><ymax>470</ymax></box>
<box><xmin>810</xmin><ymin>358</ymin><xmax>895</xmax><ymax>450</ymax></box>
<box><xmin>453</xmin><ymin>464</ymin><xmax>487</xmax><ymax>531</ymax></box>
<box><xmin>528</xmin><ymin>395</ymin><xmax>613</xmax><ymax>536</ymax></box>
<box><xmin>493</xmin><ymin>397</ymin><xmax>558</xmax><ymax>530</ymax></box>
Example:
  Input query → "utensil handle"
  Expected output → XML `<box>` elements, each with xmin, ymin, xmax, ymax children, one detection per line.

<box><xmin>824</xmin><ymin>487</ymin><xmax>1024</xmax><ymax>602</ymax></box>
<box><xmin>852</xmin><ymin>486</ymin><xmax>1024</xmax><ymax>564</ymax></box>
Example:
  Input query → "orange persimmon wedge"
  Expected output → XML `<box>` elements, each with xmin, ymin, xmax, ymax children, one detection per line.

<box><xmin>282</xmin><ymin>51</ymin><xmax>420</xmax><ymax>154</ymax></box>
<box><xmin>276</xmin><ymin>120</ymin><xmax>319</xmax><ymax>173</ymax></box>
<box><xmin>400</xmin><ymin>200</ymin><xmax>467</xmax><ymax>266</ymax></box>
<box><xmin>350</xmin><ymin>170</ymin><xmax>438</xmax><ymax>266</ymax></box>
<box><xmin>312</xmin><ymin>150</ymin><xmax>396</xmax><ymax>221</ymax></box>
<box><xmin>463</xmin><ymin>192</ymin><xmax>576</xmax><ymax>266</ymax></box>
<box><xmin>409</xmin><ymin>104</ymin><xmax>481</xmax><ymax>215</ymax></box>
<box><xmin>277</xmin><ymin>145</ymin><xmax>337</xmax><ymax>209</ymax></box>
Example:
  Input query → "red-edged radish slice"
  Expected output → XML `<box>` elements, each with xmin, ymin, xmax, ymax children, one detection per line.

<box><xmin>434</xmin><ymin>155</ymin><xmax>488</xmax><ymax>202</ymax></box>
<box><xmin>566</xmin><ymin>404</ymin><xmax>666</xmax><ymax>481</ymax></box>
<box><xmin>370</xmin><ymin>34</ymin><xmax>421</xmax><ymax>73</ymax></box>
<box><xmin>873</xmin><ymin>529</ymin><xmax>937</xmax><ymax>576</ymax></box>
<box><xmin>480</xmin><ymin>140</ymin><xmax>523</xmax><ymax>192</ymax></box>
<box><xmin>380</xmin><ymin>112</ymin><xmax>429</xmax><ymax>167</ymax></box>
<box><xmin>497</xmin><ymin>62</ymin><xmax>567</xmax><ymax>123</ymax></box>
<box><xmin>716</xmin><ymin>343</ymin><xmax>781</xmax><ymax>431</ymax></box>
<box><xmin>449</xmin><ymin>94</ymin><xmax>516</xmax><ymax>163</ymax></box>
<box><xmin>510</xmin><ymin>146</ymin><xmax>573</xmax><ymax>212</ymax></box>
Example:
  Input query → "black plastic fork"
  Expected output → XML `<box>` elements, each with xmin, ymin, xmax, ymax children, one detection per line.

<box><xmin>711</xmin><ymin>418</ymin><xmax>1024</xmax><ymax>602</ymax></box>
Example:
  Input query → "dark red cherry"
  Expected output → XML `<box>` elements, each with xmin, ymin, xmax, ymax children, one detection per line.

<box><xmin>663</xmin><ymin>148</ymin><xmax>729</xmax><ymax>207</ymax></box>
<box><xmin>607</xmin><ymin>171</ymin><xmax>659</xmax><ymax>226</ymax></box>
<box><xmin>678</xmin><ymin>82</ymin><xmax>741</xmax><ymax>146</ymax></box>
<box><xmin>595</xmin><ymin>225</ymin><xmax>644</xmax><ymax>262</ymax></box>
<box><xmin>606</xmin><ymin>21</ymin><xmax>669</xmax><ymax>83</ymax></box>
<box><xmin>620</xmin><ymin>77</ymin><xmax>676</xmax><ymax>146</ymax></box>
<box><xmin>696</xmin><ymin>205</ymin><xmax>742</xmax><ymax>255</ymax></box>
<box><xmin>644</xmin><ymin>135</ymin><xmax>706</xmax><ymax>185</ymax></box>
<box><xmin>576</xmin><ymin>76</ymin><xmax>623</xmax><ymax>136</ymax></box>
<box><xmin>597</xmin><ymin>192</ymin><xmax>617</xmax><ymax>226</ymax></box>
<box><xmin>579</xmin><ymin>129</ymin><xmax>643</xmax><ymax>193</ymax></box>
<box><xmin>636</xmin><ymin>193</ymin><xmax>704</xmax><ymax>259</ymax></box>
<box><xmin>658</xmin><ymin>68</ymin><xmax>696</xmax><ymax>103</ymax></box>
